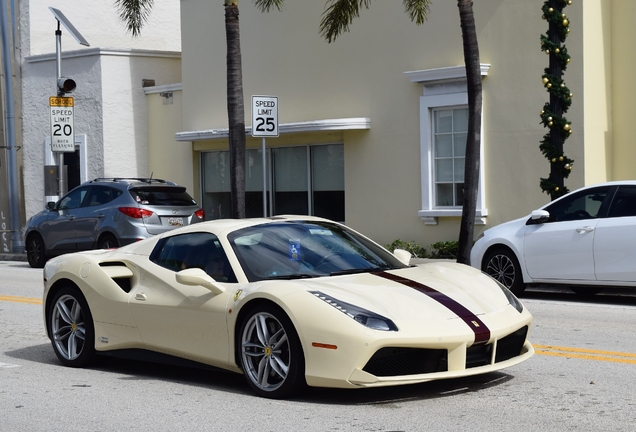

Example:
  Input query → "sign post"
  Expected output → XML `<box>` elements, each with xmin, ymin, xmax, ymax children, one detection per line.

<box><xmin>252</xmin><ymin>96</ymin><xmax>279</xmax><ymax>217</ymax></box>
<box><xmin>49</xmin><ymin>96</ymin><xmax>75</xmax><ymax>152</ymax></box>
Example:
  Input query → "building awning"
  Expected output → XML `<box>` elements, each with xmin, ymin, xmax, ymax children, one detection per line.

<box><xmin>175</xmin><ymin>117</ymin><xmax>370</xmax><ymax>142</ymax></box>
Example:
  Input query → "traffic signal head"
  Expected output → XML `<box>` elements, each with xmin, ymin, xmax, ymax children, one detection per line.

<box><xmin>57</xmin><ymin>77</ymin><xmax>76</xmax><ymax>95</ymax></box>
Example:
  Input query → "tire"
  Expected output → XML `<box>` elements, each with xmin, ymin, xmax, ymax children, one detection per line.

<box><xmin>238</xmin><ymin>304</ymin><xmax>305</xmax><ymax>399</ymax></box>
<box><xmin>26</xmin><ymin>233</ymin><xmax>47</xmax><ymax>268</ymax></box>
<box><xmin>97</xmin><ymin>234</ymin><xmax>119</xmax><ymax>250</ymax></box>
<box><xmin>483</xmin><ymin>248</ymin><xmax>526</xmax><ymax>296</ymax></box>
<box><xmin>48</xmin><ymin>286</ymin><xmax>96</xmax><ymax>368</ymax></box>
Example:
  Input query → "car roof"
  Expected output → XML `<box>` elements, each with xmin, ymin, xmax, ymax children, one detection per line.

<box><xmin>83</xmin><ymin>178</ymin><xmax>179</xmax><ymax>188</ymax></box>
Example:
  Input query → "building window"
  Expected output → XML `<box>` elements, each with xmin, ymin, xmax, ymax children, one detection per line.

<box><xmin>405</xmin><ymin>64</ymin><xmax>490</xmax><ymax>225</ymax></box>
<box><xmin>434</xmin><ymin>108</ymin><xmax>468</xmax><ymax>207</ymax></box>
<box><xmin>201</xmin><ymin>144</ymin><xmax>344</xmax><ymax>221</ymax></box>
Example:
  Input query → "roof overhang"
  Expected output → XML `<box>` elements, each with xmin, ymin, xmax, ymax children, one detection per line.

<box><xmin>175</xmin><ymin>117</ymin><xmax>370</xmax><ymax>142</ymax></box>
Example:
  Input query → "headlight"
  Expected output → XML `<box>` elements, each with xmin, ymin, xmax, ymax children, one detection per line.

<box><xmin>487</xmin><ymin>276</ymin><xmax>524</xmax><ymax>313</ymax></box>
<box><xmin>310</xmin><ymin>291</ymin><xmax>398</xmax><ymax>331</ymax></box>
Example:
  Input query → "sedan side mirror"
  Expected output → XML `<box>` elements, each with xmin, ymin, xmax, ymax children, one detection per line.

<box><xmin>528</xmin><ymin>209</ymin><xmax>550</xmax><ymax>225</ymax></box>
<box><xmin>46</xmin><ymin>201</ymin><xmax>56</xmax><ymax>211</ymax></box>
<box><xmin>176</xmin><ymin>268</ymin><xmax>225</xmax><ymax>295</ymax></box>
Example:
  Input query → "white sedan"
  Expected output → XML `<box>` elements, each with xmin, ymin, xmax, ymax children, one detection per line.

<box><xmin>471</xmin><ymin>181</ymin><xmax>636</xmax><ymax>296</ymax></box>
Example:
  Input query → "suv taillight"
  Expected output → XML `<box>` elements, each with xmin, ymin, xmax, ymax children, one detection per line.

<box><xmin>195</xmin><ymin>209</ymin><xmax>205</xmax><ymax>219</ymax></box>
<box><xmin>118</xmin><ymin>207</ymin><xmax>154</xmax><ymax>219</ymax></box>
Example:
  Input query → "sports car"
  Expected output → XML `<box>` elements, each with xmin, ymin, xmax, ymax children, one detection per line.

<box><xmin>43</xmin><ymin>216</ymin><xmax>533</xmax><ymax>398</ymax></box>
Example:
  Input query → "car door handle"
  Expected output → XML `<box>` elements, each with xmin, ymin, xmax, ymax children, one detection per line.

<box><xmin>68</xmin><ymin>216</ymin><xmax>76</xmax><ymax>220</ymax></box>
<box><xmin>576</xmin><ymin>226</ymin><xmax>595</xmax><ymax>233</ymax></box>
<box><xmin>135</xmin><ymin>293</ymin><xmax>147</xmax><ymax>301</ymax></box>
<box><xmin>97</xmin><ymin>214</ymin><xmax>105</xmax><ymax>218</ymax></box>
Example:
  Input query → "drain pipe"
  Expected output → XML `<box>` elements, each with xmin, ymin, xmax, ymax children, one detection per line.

<box><xmin>1</xmin><ymin>0</ymin><xmax>25</xmax><ymax>253</ymax></box>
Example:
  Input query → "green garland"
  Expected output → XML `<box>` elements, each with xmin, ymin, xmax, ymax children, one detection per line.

<box><xmin>540</xmin><ymin>0</ymin><xmax>573</xmax><ymax>198</ymax></box>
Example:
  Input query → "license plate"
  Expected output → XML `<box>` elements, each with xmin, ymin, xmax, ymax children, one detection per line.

<box><xmin>168</xmin><ymin>217</ymin><xmax>184</xmax><ymax>227</ymax></box>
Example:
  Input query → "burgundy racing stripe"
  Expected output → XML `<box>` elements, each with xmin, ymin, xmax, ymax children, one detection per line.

<box><xmin>376</xmin><ymin>271</ymin><xmax>491</xmax><ymax>345</ymax></box>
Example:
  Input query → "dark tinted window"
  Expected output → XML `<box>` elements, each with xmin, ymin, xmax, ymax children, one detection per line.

<box><xmin>546</xmin><ymin>187</ymin><xmax>610</xmax><ymax>222</ymax></box>
<box><xmin>58</xmin><ymin>187</ymin><xmax>89</xmax><ymax>210</ymax></box>
<box><xmin>130</xmin><ymin>187</ymin><xmax>197</xmax><ymax>206</ymax></box>
<box><xmin>150</xmin><ymin>232</ymin><xmax>236</xmax><ymax>282</ymax></box>
<box><xmin>608</xmin><ymin>186</ymin><xmax>636</xmax><ymax>218</ymax></box>
<box><xmin>85</xmin><ymin>186</ymin><xmax>122</xmax><ymax>207</ymax></box>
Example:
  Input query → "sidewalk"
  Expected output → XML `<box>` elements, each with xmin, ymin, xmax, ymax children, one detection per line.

<box><xmin>0</xmin><ymin>253</ymin><xmax>27</xmax><ymax>262</ymax></box>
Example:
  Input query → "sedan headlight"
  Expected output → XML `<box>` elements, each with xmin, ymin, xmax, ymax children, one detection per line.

<box><xmin>309</xmin><ymin>291</ymin><xmax>398</xmax><ymax>331</ymax></box>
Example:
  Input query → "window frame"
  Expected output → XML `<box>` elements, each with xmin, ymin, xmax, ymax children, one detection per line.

<box><xmin>406</xmin><ymin>65</ymin><xmax>489</xmax><ymax>225</ymax></box>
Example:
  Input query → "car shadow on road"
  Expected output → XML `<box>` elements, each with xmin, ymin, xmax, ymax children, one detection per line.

<box><xmin>6</xmin><ymin>343</ymin><xmax>516</xmax><ymax>403</ymax></box>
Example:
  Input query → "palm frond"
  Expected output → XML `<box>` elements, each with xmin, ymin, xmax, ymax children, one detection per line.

<box><xmin>319</xmin><ymin>0</ymin><xmax>372</xmax><ymax>43</ymax></box>
<box><xmin>114</xmin><ymin>0</ymin><xmax>155</xmax><ymax>37</ymax></box>
<box><xmin>403</xmin><ymin>0</ymin><xmax>431</xmax><ymax>25</ymax></box>
<box><xmin>254</xmin><ymin>0</ymin><xmax>286</xmax><ymax>12</ymax></box>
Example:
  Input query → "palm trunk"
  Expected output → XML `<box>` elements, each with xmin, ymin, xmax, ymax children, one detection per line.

<box><xmin>225</xmin><ymin>2</ymin><xmax>246</xmax><ymax>218</ymax></box>
<box><xmin>456</xmin><ymin>0</ymin><xmax>482</xmax><ymax>265</ymax></box>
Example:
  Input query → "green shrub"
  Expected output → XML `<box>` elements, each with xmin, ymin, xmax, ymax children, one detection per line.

<box><xmin>384</xmin><ymin>239</ymin><xmax>426</xmax><ymax>258</ymax></box>
<box><xmin>429</xmin><ymin>241</ymin><xmax>459</xmax><ymax>259</ymax></box>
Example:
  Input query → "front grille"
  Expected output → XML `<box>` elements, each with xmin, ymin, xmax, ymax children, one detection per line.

<box><xmin>362</xmin><ymin>347</ymin><xmax>448</xmax><ymax>377</ymax></box>
<box><xmin>495</xmin><ymin>326</ymin><xmax>528</xmax><ymax>363</ymax></box>
<box><xmin>466</xmin><ymin>343</ymin><xmax>493</xmax><ymax>368</ymax></box>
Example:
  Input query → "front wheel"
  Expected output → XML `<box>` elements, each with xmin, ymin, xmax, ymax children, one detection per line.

<box><xmin>238</xmin><ymin>304</ymin><xmax>305</xmax><ymax>399</ymax></box>
<box><xmin>26</xmin><ymin>233</ymin><xmax>47</xmax><ymax>268</ymax></box>
<box><xmin>48</xmin><ymin>286</ymin><xmax>96</xmax><ymax>367</ymax></box>
<box><xmin>483</xmin><ymin>248</ymin><xmax>526</xmax><ymax>296</ymax></box>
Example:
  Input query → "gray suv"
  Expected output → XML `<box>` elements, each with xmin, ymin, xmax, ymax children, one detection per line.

<box><xmin>24</xmin><ymin>178</ymin><xmax>204</xmax><ymax>268</ymax></box>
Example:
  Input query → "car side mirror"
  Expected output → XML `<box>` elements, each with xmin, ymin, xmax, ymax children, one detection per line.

<box><xmin>393</xmin><ymin>248</ymin><xmax>412</xmax><ymax>266</ymax></box>
<box><xmin>528</xmin><ymin>209</ymin><xmax>550</xmax><ymax>225</ymax></box>
<box><xmin>46</xmin><ymin>201</ymin><xmax>56</xmax><ymax>211</ymax></box>
<box><xmin>176</xmin><ymin>268</ymin><xmax>225</xmax><ymax>295</ymax></box>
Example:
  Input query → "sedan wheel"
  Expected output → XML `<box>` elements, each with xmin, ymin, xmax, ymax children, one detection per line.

<box><xmin>239</xmin><ymin>305</ymin><xmax>305</xmax><ymax>398</ymax></box>
<box><xmin>26</xmin><ymin>234</ymin><xmax>46</xmax><ymax>268</ymax></box>
<box><xmin>48</xmin><ymin>287</ymin><xmax>95</xmax><ymax>367</ymax></box>
<box><xmin>97</xmin><ymin>234</ymin><xmax>119</xmax><ymax>250</ymax></box>
<box><xmin>483</xmin><ymin>248</ymin><xmax>526</xmax><ymax>296</ymax></box>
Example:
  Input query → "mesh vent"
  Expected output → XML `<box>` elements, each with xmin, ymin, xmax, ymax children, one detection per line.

<box><xmin>495</xmin><ymin>326</ymin><xmax>528</xmax><ymax>363</ymax></box>
<box><xmin>363</xmin><ymin>347</ymin><xmax>447</xmax><ymax>377</ymax></box>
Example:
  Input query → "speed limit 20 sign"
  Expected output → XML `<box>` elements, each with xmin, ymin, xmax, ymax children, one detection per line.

<box><xmin>49</xmin><ymin>96</ymin><xmax>75</xmax><ymax>152</ymax></box>
<box><xmin>252</xmin><ymin>95</ymin><xmax>278</xmax><ymax>137</ymax></box>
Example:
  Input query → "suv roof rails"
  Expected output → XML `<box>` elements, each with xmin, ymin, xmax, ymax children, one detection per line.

<box><xmin>90</xmin><ymin>177</ymin><xmax>171</xmax><ymax>184</ymax></box>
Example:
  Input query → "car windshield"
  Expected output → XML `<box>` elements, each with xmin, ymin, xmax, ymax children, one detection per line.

<box><xmin>130</xmin><ymin>187</ymin><xmax>197</xmax><ymax>206</ymax></box>
<box><xmin>228</xmin><ymin>220</ymin><xmax>407</xmax><ymax>282</ymax></box>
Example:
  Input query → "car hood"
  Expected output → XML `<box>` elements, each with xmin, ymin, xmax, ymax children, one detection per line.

<box><xmin>294</xmin><ymin>262</ymin><xmax>511</xmax><ymax>322</ymax></box>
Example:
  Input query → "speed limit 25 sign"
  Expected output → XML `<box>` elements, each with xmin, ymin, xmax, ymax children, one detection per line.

<box><xmin>252</xmin><ymin>95</ymin><xmax>279</xmax><ymax>137</ymax></box>
<box><xmin>49</xmin><ymin>96</ymin><xmax>75</xmax><ymax>152</ymax></box>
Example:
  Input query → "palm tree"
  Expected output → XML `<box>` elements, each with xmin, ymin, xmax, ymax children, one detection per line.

<box><xmin>317</xmin><ymin>0</ymin><xmax>482</xmax><ymax>265</ymax></box>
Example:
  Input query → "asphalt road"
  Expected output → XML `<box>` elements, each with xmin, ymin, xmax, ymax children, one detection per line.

<box><xmin>1</xmin><ymin>260</ymin><xmax>636</xmax><ymax>431</ymax></box>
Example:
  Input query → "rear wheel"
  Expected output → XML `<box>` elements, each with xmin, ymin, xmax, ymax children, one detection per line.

<box><xmin>48</xmin><ymin>286</ymin><xmax>96</xmax><ymax>367</ymax></box>
<box><xmin>238</xmin><ymin>304</ymin><xmax>305</xmax><ymax>399</ymax></box>
<box><xmin>97</xmin><ymin>234</ymin><xmax>119</xmax><ymax>250</ymax></box>
<box><xmin>26</xmin><ymin>233</ymin><xmax>47</xmax><ymax>268</ymax></box>
<box><xmin>483</xmin><ymin>248</ymin><xmax>526</xmax><ymax>296</ymax></box>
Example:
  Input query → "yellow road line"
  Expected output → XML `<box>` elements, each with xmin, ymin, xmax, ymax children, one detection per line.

<box><xmin>534</xmin><ymin>344</ymin><xmax>636</xmax><ymax>365</ymax></box>
<box><xmin>0</xmin><ymin>295</ymin><xmax>42</xmax><ymax>305</ymax></box>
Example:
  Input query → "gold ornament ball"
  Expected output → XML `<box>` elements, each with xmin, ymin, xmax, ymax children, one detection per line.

<box><xmin>548</xmin><ymin>7</ymin><xmax>554</xmax><ymax>12</ymax></box>
<box><xmin>542</xmin><ymin>14</ymin><xmax>546</xmax><ymax>20</ymax></box>
<box><xmin>569</xmin><ymin>92</ymin><xmax>573</xmax><ymax>98</ymax></box>
<box><xmin>568</xmin><ymin>0</ymin><xmax>572</xmax><ymax>5</ymax></box>
<box><xmin>567</xmin><ymin>58</ymin><xmax>571</xmax><ymax>63</ymax></box>
<box><xmin>567</xmin><ymin>28</ymin><xmax>571</xmax><ymax>33</ymax></box>
<box><xmin>564</xmin><ymin>124</ymin><xmax>570</xmax><ymax>131</ymax></box>
<box><xmin>563</xmin><ymin>19</ymin><xmax>569</xmax><ymax>26</ymax></box>
<box><xmin>547</xmin><ymin>83</ymin><xmax>552</xmax><ymax>88</ymax></box>
<box><xmin>552</xmin><ymin>158</ymin><xmax>557</xmax><ymax>163</ymax></box>
<box><xmin>565</xmin><ymin>164</ymin><xmax>571</xmax><ymax>170</ymax></box>
<box><xmin>542</xmin><ymin>77</ymin><xmax>549</xmax><ymax>85</ymax></box>
<box><xmin>546</xmin><ymin>49</ymin><xmax>550</xmax><ymax>55</ymax></box>
<box><xmin>559</xmin><ymin>156</ymin><xmax>564</xmax><ymax>161</ymax></box>
<box><xmin>541</xmin><ymin>110</ymin><xmax>545</xmax><ymax>115</ymax></box>
<box><xmin>555</xmin><ymin>48</ymin><xmax>560</xmax><ymax>54</ymax></box>
<box><xmin>547</xmin><ymin>116</ymin><xmax>553</xmax><ymax>121</ymax></box>
<box><xmin>562</xmin><ymin>13</ymin><xmax>566</xmax><ymax>18</ymax></box>
<box><xmin>561</xmin><ymin>83</ymin><xmax>565</xmax><ymax>87</ymax></box>
<box><xmin>548</xmin><ymin>122</ymin><xmax>554</xmax><ymax>127</ymax></box>
<box><xmin>555</xmin><ymin>187</ymin><xmax>560</xmax><ymax>192</ymax></box>
<box><xmin>569</xmin><ymin>129</ymin><xmax>573</xmax><ymax>134</ymax></box>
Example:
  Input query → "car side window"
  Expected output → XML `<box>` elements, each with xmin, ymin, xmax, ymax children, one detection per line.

<box><xmin>545</xmin><ymin>187</ymin><xmax>610</xmax><ymax>222</ymax></box>
<box><xmin>150</xmin><ymin>233</ymin><xmax>237</xmax><ymax>283</ymax></box>
<box><xmin>85</xmin><ymin>186</ymin><xmax>117</xmax><ymax>207</ymax></box>
<box><xmin>607</xmin><ymin>186</ymin><xmax>636</xmax><ymax>218</ymax></box>
<box><xmin>58</xmin><ymin>187</ymin><xmax>89</xmax><ymax>210</ymax></box>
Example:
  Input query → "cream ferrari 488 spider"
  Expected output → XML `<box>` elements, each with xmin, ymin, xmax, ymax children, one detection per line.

<box><xmin>43</xmin><ymin>216</ymin><xmax>533</xmax><ymax>398</ymax></box>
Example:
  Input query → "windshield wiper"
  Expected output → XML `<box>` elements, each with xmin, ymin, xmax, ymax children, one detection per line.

<box><xmin>262</xmin><ymin>273</ymin><xmax>317</xmax><ymax>280</ymax></box>
<box><xmin>329</xmin><ymin>267</ymin><xmax>385</xmax><ymax>277</ymax></box>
